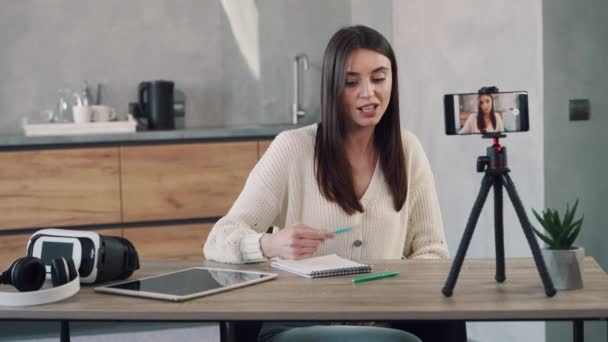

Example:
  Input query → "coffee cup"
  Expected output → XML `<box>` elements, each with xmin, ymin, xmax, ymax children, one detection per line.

<box><xmin>72</xmin><ymin>106</ymin><xmax>92</xmax><ymax>124</ymax></box>
<box><xmin>90</xmin><ymin>105</ymin><xmax>117</xmax><ymax>122</ymax></box>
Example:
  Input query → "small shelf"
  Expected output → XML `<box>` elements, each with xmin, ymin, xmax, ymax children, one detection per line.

<box><xmin>23</xmin><ymin>115</ymin><xmax>137</xmax><ymax>137</ymax></box>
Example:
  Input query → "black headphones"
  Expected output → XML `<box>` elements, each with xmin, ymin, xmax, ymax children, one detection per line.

<box><xmin>0</xmin><ymin>256</ymin><xmax>80</xmax><ymax>306</ymax></box>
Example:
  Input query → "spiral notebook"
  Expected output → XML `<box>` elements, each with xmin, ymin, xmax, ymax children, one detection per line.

<box><xmin>271</xmin><ymin>254</ymin><xmax>372</xmax><ymax>278</ymax></box>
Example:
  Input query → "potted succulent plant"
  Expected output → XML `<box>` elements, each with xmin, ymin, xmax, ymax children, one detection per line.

<box><xmin>532</xmin><ymin>200</ymin><xmax>584</xmax><ymax>290</ymax></box>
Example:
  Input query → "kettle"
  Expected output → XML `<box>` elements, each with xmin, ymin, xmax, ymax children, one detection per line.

<box><xmin>137</xmin><ymin>80</ymin><xmax>175</xmax><ymax>130</ymax></box>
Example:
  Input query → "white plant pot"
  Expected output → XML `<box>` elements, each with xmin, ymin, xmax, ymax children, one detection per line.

<box><xmin>541</xmin><ymin>247</ymin><xmax>585</xmax><ymax>290</ymax></box>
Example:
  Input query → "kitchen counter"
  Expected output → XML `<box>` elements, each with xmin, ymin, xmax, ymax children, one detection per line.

<box><xmin>0</xmin><ymin>123</ymin><xmax>307</xmax><ymax>150</ymax></box>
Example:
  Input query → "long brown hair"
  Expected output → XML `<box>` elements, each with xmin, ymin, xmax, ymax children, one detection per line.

<box><xmin>477</xmin><ymin>86</ymin><xmax>498</xmax><ymax>132</ymax></box>
<box><xmin>314</xmin><ymin>25</ymin><xmax>407</xmax><ymax>215</ymax></box>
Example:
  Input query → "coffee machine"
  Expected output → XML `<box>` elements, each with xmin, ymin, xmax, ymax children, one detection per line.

<box><xmin>136</xmin><ymin>80</ymin><xmax>175</xmax><ymax>130</ymax></box>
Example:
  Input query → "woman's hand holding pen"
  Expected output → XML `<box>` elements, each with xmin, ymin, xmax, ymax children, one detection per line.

<box><xmin>260</xmin><ymin>224</ymin><xmax>335</xmax><ymax>260</ymax></box>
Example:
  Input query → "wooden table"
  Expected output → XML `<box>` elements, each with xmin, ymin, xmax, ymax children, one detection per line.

<box><xmin>1</xmin><ymin>257</ymin><xmax>607</xmax><ymax>341</ymax></box>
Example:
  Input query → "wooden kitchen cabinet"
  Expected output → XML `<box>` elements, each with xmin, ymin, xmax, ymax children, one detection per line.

<box><xmin>0</xmin><ymin>137</ymin><xmax>273</xmax><ymax>238</ymax></box>
<box><xmin>0</xmin><ymin>229</ymin><xmax>121</xmax><ymax>270</ymax></box>
<box><xmin>0</xmin><ymin>148</ymin><xmax>121</xmax><ymax>231</ymax></box>
<box><xmin>123</xmin><ymin>224</ymin><xmax>212</xmax><ymax>260</ymax></box>
<box><xmin>0</xmin><ymin>233</ymin><xmax>31</xmax><ymax>269</ymax></box>
<box><xmin>120</xmin><ymin>142</ymin><xmax>258</xmax><ymax>222</ymax></box>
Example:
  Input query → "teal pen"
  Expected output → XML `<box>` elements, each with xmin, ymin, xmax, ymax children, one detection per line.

<box><xmin>352</xmin><ymin>271</ymin><xmax>400</xmax><ymax>284</ymax></box>
<box><xmin>333</xmin><ymin>226</ymin><xmax>352</xmax><ymax>235</ymax></box>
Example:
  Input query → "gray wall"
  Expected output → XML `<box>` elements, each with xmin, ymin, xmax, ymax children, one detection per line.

<box><xmin>350</xmin><ymin>0</ymin><xmax>393</xmax><ymax>42</ymax></box>
<box><xmin>221</xmin><ymin>0</ymin><xmax>351</xmax><ymax>126</ymax></box>
<box><xmin>544</xmin><ymin>0</ymin><xmax>608</xmax><ymax>341</ymax></box>
<box><xmin>0</xmin><ymin>0</ymin><xmax>224</xmax><ymax>133</ymax></box>
<box><xmin>394</xmin><ymin>0</ymin><xmax>545</xmax><ymax>341</ymax></box>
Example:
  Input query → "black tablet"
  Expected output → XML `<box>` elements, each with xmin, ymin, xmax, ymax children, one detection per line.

<box><xmin>95</xmin><ymin>267</ymin><xmax>277</xmax><ymax>302</ymax></box>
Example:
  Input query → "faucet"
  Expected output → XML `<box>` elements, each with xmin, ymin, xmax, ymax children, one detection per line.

<box><xmin>292</xmin><ymin>53</ymin><xmax>309</xmax><ymax>124</ymax></box>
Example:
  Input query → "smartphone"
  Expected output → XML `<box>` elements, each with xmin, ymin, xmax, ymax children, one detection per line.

<box><xmin>444</xmin><ymin>90</ymin><xmax>529</xmax><ymax>135</ymax></box>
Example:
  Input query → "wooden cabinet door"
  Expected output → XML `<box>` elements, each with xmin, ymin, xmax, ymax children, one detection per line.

<box><xmin>120</xmin><ymin>142</ymin><xmax>257</xmax><ymax>222</ymax></box>
<box><xmin>0</xmin><ymin>229</ymin><xmax>121</xmax><ymax>270</ymax></box>
<box><xmin>0</xmin><ymin>148</ymin><xmax>121</xmax><ymax>230</ymax></box>
<box><xmin>123</xmin><ymin>223</ymin><xmax>212</xmax><ymax>260</ymax></box>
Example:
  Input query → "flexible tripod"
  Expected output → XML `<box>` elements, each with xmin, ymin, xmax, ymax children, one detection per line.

<box><xmin>442</xmin><ymin>134</ymin><xmax>556</xmax><ymax>297</ymax></box>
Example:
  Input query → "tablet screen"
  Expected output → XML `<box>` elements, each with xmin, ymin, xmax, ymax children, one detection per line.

<box><xmin>106</xmin><ymin>268</ymin><xmax>271</xmax><ymax>296</ymax></box>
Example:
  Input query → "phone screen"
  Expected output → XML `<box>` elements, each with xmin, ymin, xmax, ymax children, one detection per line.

<box><xmin>444</xmin><ymin>91</ymin><xmax>529</xmax><ymax>135</ymax></box>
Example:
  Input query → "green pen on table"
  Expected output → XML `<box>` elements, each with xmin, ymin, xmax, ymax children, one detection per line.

<box><xmin>352</xmin><ymin>271</ymin><xmax>401</xmax><ymax>284</ymax></box>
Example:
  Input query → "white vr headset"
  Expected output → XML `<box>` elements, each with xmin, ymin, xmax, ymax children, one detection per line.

<box><xmin>0</xmin><ymin>229</ymin><xmax>139</xmax><ymax>307</ymax></box>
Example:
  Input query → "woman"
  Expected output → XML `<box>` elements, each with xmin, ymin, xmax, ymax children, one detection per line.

<box><xmin>459</xmin><ymin>87</ymin><xmax>504</xmax><ymax>134</ymax></box>
<box><xmin>204</xmin><ymin>25</ymin><xmax>460</xmax><ymax>342</ymax></box>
